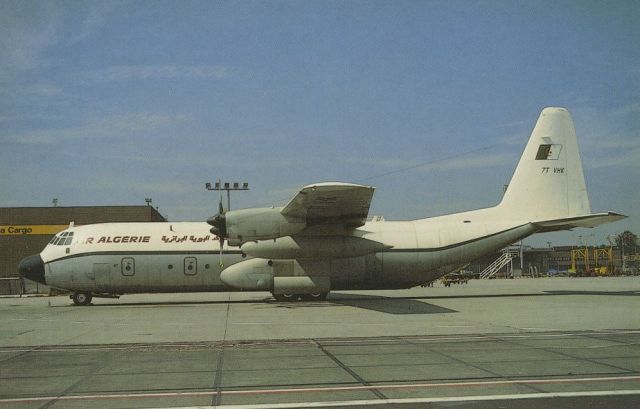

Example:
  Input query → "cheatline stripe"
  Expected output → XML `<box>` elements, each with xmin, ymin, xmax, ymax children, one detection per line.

<box><xmin>1</xmin><ymin>375</ymin><xmax>639</xmax><ymax>404</ymax></box>
<box><xmin>48</xmin><ymin>249</ymin><xmax>244</xmax><ymax>263</ymax></box>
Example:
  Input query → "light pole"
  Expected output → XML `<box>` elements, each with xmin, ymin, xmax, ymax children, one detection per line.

<box><xmin>620</xmin><ymin>233</ymin><xmax>626</xmax><ymax>273</ymax></box>
<box><xmin>205</xmin><ymin>180</ymin><xmax>249</xmax><ymax>211</ymax></box>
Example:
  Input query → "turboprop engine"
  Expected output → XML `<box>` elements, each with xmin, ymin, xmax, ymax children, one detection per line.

<box><xmin>207</xmin><ymin>207</ymin><xmax>306</xmax><ymax>246</ymax></box>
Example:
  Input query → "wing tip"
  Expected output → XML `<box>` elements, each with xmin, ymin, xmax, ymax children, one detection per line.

<box><xmin>302</xmin><ymin>181</ymin><xmax>375</xmax><ymax>190</ymax></box>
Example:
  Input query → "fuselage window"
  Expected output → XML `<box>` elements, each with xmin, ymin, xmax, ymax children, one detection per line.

<box><xmin>121</xmin><ymin>257</ymin><xmax>135</xmax><ymax>276</ymax></box>
<box><xmin>184</xmin><ymin>257</ymin><xmax>197</xmax><ymax>276</ymax></box>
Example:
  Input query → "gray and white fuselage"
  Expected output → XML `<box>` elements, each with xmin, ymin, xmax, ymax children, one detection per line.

<box><xmin>35</xmin><ymin>211</ymin><xmax>536</xmax><ymax>295</ymax></box>
<box><xmin>18</xmin><ymin>108</ymin><xmax>625</xmax><ymax>303</ymax></box>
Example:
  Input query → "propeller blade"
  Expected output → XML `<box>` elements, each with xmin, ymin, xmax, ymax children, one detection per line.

<box><xmin>219</xmin><ymin>237</ymin><xmax>224</xmax><ymax>268</ymax></box>
<box><xmin>219</xmin><ymin>188</ymin><xmax>225</xmax><ymax>213</ymax></box>
<box><xmin>207</xmin><ymin>184</ymin><xmax>226</xmax><ymax>267</ymax></box>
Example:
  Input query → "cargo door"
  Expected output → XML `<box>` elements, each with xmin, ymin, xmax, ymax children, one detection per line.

<box><xmin>93</xmin><ymin>263</ymin><xmax>111</xmax><ymax>291</ymax></box>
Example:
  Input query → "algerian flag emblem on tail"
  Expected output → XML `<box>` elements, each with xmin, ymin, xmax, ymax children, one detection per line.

<box><xmin>535</xmin><ymin>144</ymin><xmax>562</xmax><ymax>160</ymax></box>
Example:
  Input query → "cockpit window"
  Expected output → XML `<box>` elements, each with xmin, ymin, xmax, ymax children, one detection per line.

<box><xmin>50</xmin><ymin>232</ymin><xmax>74</xmax><ymax>246</ymax></box>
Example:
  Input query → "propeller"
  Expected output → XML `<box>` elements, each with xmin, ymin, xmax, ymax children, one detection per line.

<box><xmin>207</xmin><ymin>195</ymin><xmax>227</xmax><ymax>267</ymax></box>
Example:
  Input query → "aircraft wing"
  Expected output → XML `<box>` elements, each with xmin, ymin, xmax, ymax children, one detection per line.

<box><xmin>281</xmin><ymin>182</ymin><xmax>375</xmax><ymax>227</ymax></box>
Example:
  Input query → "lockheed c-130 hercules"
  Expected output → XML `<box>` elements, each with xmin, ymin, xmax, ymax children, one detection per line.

<box><xmin>19</xmin><ymin>108</ymin><xmax>625</xmax><ymax>305</ymax></box>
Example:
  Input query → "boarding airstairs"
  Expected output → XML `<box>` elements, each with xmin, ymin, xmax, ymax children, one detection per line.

<box><xmin>480</xmin><ymin>248</ymin><xmax>520</xmax><ymax>279</ymax></box>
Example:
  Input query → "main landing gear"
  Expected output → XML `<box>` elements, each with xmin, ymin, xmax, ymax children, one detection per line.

<box><xmin>71</xmin><ymin>291</ymin><xmax>93</xmax><ymax>306</ymax></box>
<box><xmin>70</xmin><ymin>292</ymin><xmax>120</xmax><ymax>305</ymax></box>
<box><xmin>271</xmin><ymin>292</ymin><xmax>329</xmax><ymax>302</ymax></box>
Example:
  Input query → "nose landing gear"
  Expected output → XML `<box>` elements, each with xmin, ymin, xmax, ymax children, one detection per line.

<box><xmin>71</xmin><ymin>292</ymin><xmax>93</xmax><ymax>306</ymax></box>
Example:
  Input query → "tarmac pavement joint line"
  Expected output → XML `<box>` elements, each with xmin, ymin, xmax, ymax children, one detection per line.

<box><xmin>316</xmin><ymin>329</ymin><xmax>640</xmax><ymax>345</ymax></box>
<box><xmin>162</xmin><ymin>390</ymin><xmax>640</xmax><ymax>408</ymax></box>
<box><xmin>1</xmin><ymin>329</ymin><xmax>638</xmax><ymax>353</ymax></box>
<box><xmin>1</xmin><ymin>374</ymin><xmax>639</xmax><ymax>405</ymax></box>
<box><xmin>212</xmin><ymin>293</ymin><xmax>232</xmax><ymax>406</ymax></box>
<box><xmin>313</xmin><ymin>339</ymin><xmax>387</xmax><ymax>399</ymax></box>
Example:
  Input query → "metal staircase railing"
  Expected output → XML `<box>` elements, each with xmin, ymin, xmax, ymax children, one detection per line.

<box><xmin>480</xmin><ymin>248</ymin><xmax>519</xmax><ymax>279</ymax></box>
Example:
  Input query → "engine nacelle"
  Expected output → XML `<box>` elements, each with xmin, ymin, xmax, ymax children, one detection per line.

<box><xmin>241</xmin><ymin>236</ymin><xmax>389</xmax><ymax>259</ymax></box>
<box><xmin>219</xmin><ymin>258</ymin><xmax>273</xmax><ymax>290</ymax></box>
<box><xmin>219</xmin><ymin>258</ymin><xmax>330</xmax><ymax>295</ymax></box>
<box><xmin>224</xmin><ymin>207</ymin><xmax>306</xmax><ymax>246</ymax></box>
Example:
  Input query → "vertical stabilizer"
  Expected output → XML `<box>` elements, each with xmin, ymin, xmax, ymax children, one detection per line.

<box><xmin>499</xmin><ymin>107</ymin><xmax>591</xmax><ymax>221</ymax></box>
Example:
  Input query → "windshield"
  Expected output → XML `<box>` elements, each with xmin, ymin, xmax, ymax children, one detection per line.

<box><xmin>48</xmin><ymin>231</ymin><xmax>74</xmax><ymax>246</ymax></box>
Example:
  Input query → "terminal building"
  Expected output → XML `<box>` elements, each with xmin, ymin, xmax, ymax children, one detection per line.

<box><xmin>0</xmin><ymin>206</ymin><xmax>166</xmax><ymax>294</ymax></box>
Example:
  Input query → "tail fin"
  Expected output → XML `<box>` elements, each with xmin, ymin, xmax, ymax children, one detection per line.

<box><xmin>499</xmin><ymin>107</ymin><xmax>590</xmax><ymax>221</ymax></box>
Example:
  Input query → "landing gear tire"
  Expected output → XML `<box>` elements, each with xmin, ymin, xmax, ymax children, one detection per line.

<box><xmin>302</xmin><ymin>292</ymin><xmax>329</xmax><ymax>301</ymax></box>
<box><xmin>71</xmin><ymin>292</ymin><xmax>93</xmax><ymax>306</ymax></box>
<box><xmin>272</xmin><ymin>292</ymin><xmax>329</xmax><ymax>302</ymax></box>
<box><xmin>272</xmin><ymin>293</ymin><xmax>297</xmax><ymax>302</ymax></box>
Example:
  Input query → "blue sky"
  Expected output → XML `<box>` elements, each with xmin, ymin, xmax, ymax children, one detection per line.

<box><xmin>1</xmin><ymin>0</ymin><xmax>638</xmax><ymax>247</ymax></box>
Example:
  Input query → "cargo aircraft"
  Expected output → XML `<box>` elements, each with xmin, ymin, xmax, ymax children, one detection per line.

<box><xmin>19</xmin><ymin>108</ymin><xmax>625</xmax><ymax>305</ymax></box>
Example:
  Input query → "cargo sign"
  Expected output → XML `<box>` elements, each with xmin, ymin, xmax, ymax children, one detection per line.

<box><xmin>0</xmin><ymin>225</ymin><xmax>69</xmax><ymax>235</ymax></box>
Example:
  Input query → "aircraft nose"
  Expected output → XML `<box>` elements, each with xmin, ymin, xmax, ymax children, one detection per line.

<box><xmin>19</xmin><ymin>254</ymin><xmax>46</xmax><ymax>285</ymax></box>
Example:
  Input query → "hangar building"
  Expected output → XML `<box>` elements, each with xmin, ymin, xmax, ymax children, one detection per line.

<box><xmin>0</xmin><ymin>206</ymin><xmax>166</xmax><ymax>294</ymax></box>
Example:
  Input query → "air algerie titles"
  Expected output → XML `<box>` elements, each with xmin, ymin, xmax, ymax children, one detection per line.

<box><xmin>95</xmin><ymin>235</ymin><xmax>151</xmax><ymax>244</ymax></box>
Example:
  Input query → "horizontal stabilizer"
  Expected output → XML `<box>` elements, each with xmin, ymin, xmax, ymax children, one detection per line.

<box><xmin>533</xmin><ymin>212</ymin><xmax>626</xmax><ymax>232</ymax></box>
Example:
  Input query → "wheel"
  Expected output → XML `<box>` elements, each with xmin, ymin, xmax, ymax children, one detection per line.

<box><xmin>72</xmin><ymin>292</ymin><xmax>93</xmax><ymax>306</ymax></box>
<box><xmin>302</xmin><ymin>292</ymin><xmax>329</xmax><ymax>301</ymax></box>
<box><xmin>272</xmin><ymin>293</ymin><xmax>297</xmax><ymax>302</ymax></box>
